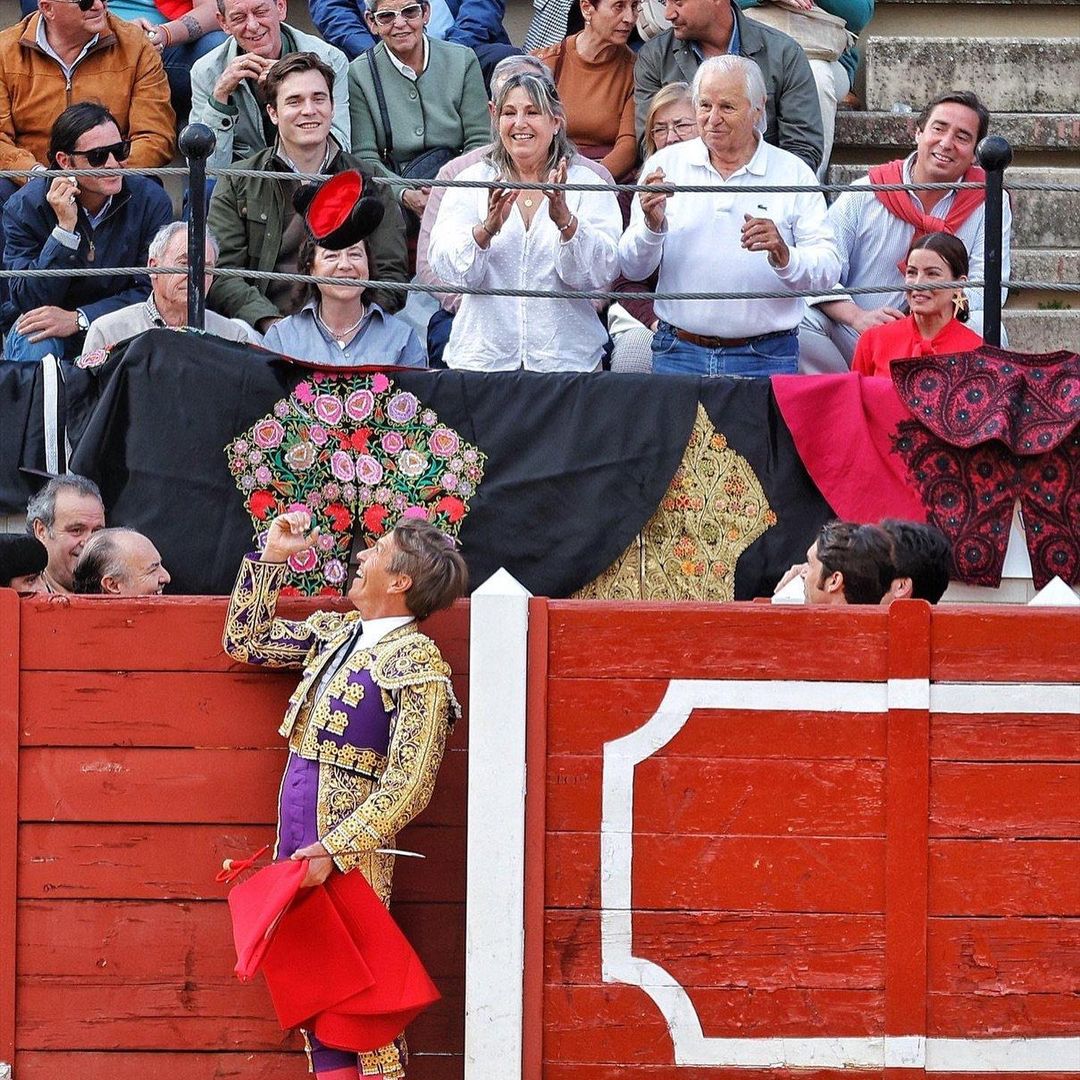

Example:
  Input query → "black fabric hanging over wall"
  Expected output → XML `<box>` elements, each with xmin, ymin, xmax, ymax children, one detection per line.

<box><xmin>5</xmin><ymin>331</ymin><xmax>833</xmax><ymax>596</ymax></box>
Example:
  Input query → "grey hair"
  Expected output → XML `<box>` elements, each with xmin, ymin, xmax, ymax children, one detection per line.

<box><xmin>489</xmin><ymin>54</ymin><xmax>555</xmax><ymax>100</ymax></box>
<box><xmin>691</xmin><ymin>55</ymin><xmax>768</xmax><ymax>131</ymax></box>
<box><xmin>485</xmin><ymin>72</ymin><xmax>576</xmax><ymax>178</ymax></box>
<box><xmin>25</xmin><ymin>474</ymin><xmax>102</xmax><ymax>534</ymax></box>
<box><xmin>148</xmin><ymin>221</ymin><xmax>220</xmax><ymax>263</ymax></box>
<box><xmin>71</xmin><ymin>527</ymin><xmax>141</xmax><ymax>594</ymax></box>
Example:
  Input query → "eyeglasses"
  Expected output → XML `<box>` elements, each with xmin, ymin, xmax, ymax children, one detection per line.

<box><xmin>49</xmin><ymin>0</ymin><xmax>105</xmax><ymax>11</ymax></box>
<box><xmin>650</xmin><ymin>120</ymin><xmax>697</xmax><ymax>139</ymax></box>
<box><xmin>369</xmin><ymin>2</ymin><xmax>425</xmax><ymax>25</ymax></box>
<box><xmin>70</xmin><ymin>140</ymin><xmax>132</xmax><ymax>167</ymax></box>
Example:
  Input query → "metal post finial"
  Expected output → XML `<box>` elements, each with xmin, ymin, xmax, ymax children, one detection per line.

<box><xmin>976</xmin><ymin>135</ymin><xmax>1012</xmax><ymax>348</ymax></box>
<box><xmin>179</xmin><ymin>123</ymin><xmax>217</xmax><ymax>331</ymax></box>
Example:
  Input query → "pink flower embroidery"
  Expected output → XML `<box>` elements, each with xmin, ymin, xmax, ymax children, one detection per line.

<box><xmin>387</xmin><ymin>391</ymin><xmax>419</xmax><ymax>424</ymax></box>
<box><xmin>380</xmin><ymin>431</ymin><xmax>405</xmax><ymax>455</ymax></box>
<box><xmin>330</xmin><ymin>450</ymin><xmax>355</xmax><ymax>482</ymax></box>
<box><xmin>397</xmin><ymin>449</ymin><xmax>427</xmax><ymax>478</ymax></box>
<box><xmin>429</xmin><ymin>426</ymin><xmax>460</xmax><ymax>458</ymax></box>
<box><xmin>294</xmin><ymin>381</ymin><xmax>315</xmax><ymax>404</ymax></box>
<box><xmin>324</xmin><ymin>558</ymin><xmax>346</xmax><ymax>585</ymax></box>
<box><xmin>288</xmin><ymin>548</ymin><xmax>319</xmax><ymax>574</ymax></box>
<box><xmin>253</xmin><ymin>418</ymin><xmax>284</xmax><ymax>449</ymax></box>
<box><xmin>402</xmin><ymin>505</ymin><xmax>429</xmax><ymax>520</ymax></box>
<box><xmin>345</xmin><ymin>389</ymin><xmax>375</xmax><ymax>421</ymax></box>
<box><xmin>355</xmin><ymin>454</ymin><xmax>384</xmax><ymax>486</ymax></box>
<box><xmin>372</xmin><ymin>372</ymin><xmax>391</xmax><ymax>393</ymax></box>
<box><xmin>314</xmin><ymin>394</ymin><xmax>344</xmax><ymax>425</ymax></box>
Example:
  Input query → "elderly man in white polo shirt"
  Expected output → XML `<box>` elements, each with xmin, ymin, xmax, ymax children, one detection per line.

<box><xmin>619</xmin><ymin>54</ymin><xmax>840</xmax><ymax>376</ymax></box>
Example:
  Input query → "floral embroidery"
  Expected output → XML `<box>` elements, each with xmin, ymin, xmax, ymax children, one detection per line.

<box><xmin>226</xmin><ymin>373</ymin><xmax>486</xmax><ymax>594</ymax></box>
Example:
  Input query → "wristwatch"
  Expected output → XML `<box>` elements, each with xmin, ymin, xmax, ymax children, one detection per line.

<box><xmin>75</xmin><ymin>309</ymin><xmax>89</xmax><ymax>332</ymax></box>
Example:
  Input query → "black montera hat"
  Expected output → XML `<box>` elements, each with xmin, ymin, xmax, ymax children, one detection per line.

<box><xmin>293</xmin><ymin>171</ymin><xmax>385</xmax><ymax>250</ymax></box>
<box><xmin>0</xmin><ymin>534</ymin><xmax>47</xmax><ymax>586</ymax></box>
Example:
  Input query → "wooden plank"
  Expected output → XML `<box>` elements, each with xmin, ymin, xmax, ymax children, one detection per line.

<box><xmin>929</xmin><ymin>839</ymin><xmax>1080</xmax><ymax>916</ymax></box>
<box><xmin>928</xmin><ymin>990</ymin><xmax>1080</xmax><ymax>1035</ymax></box>
<box><xmin>929</xmin><ymin>762</ymin><xmax>1080</xmax><ymax>838</ymax></box>
<box><xmin>0</xmin><ymin>589</ymin><xmax>19</xmax><ymax>1066</ymax></box>
<box><xmin>18</xmin><ymin>823</ymin><xmax>465</xmax><ymax>903</ymax></box>
<box><xmin>883</xmin><ymin>600</ymin><xmax>930</xmax><ymax>1060</ymax></box>
<box><xmin>17</xmin><ymin>746</ymin><xmax>466</xmax><ymax>827</ymax></box>
<box><xmin>930</xmin><ymin>608</ymin><xmax>1080</xmax><ymax>683</ymax></box>
<box><xmin>545</xmin><ymin>1068</ymin><xmax>885</xmax><ymax>1080</ymax></box>
<box><xmin>548</xmin><ymin>680</ymin><xmax>888</xmax><ymax>759</ymax></box>
<box><xmin>547</xmin><ymin>602</ymin><xmax>890</xmax><ymax>680</ymax></box>
<box><xmin>930</xmin><ymin>711</ymin><xmax>1080</xmax><ymax>762</ymax></box>
<box><xmin>523</xmin><ymin>597</ymin><xmax>549</xmax><ymax>1080</ymax></box>
<box><xmin>543</xmin><ymin>983</ymin><xmax>883</xmax><ymax>1063</ymax></box>
<box><xmin>546</xmin><ymin>833</ymin><xmax>885</xmax><ymax>912</ymax></box>
<box><xmin>547</xmin><ymin>753</ymin><xmax>885</xmax><ymax>836</ymax></box>
<box><xmin>17</xmin><ymin>899</ymin><xmax>463</xmax><ymax>982</ymax></box>
<box><xmin>15</xmin><ymin>978</ymin><xmax>463</xmax><ymax>1052</ymax></box>
<box><xmin>544</xmin><ymin>910</ymin><xmax>884</xmax><ymax>988</ymax></box>
<box><xmin>13</xmin><ymin>1051</ymin><xmax>463</xmax><ymax>1080</ymax></box>
<box><xmin>18</xmin><ymin>597</ymin><xmax>470</xmax><ymax>673</ymax></box>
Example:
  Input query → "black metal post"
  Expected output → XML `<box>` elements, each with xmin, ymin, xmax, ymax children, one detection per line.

<box><xmin>976</xmin><ymin>135</ymin><xmax>1012</xmax><ymax>348</ymax></box>
<box><xmin>179</xmin><ymin>123</ymin><xmax>217</xmax><ymax>330</ymax></box>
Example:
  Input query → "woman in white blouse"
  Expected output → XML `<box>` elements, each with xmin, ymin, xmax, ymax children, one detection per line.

<box><xmin>427</xmin><ymin>71</ymin><xmax>622</xmax><ymax>372</ymax></box>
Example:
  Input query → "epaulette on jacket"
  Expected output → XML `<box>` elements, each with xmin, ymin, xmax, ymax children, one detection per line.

<box><xmin>369</xmin><ymin>629</ymin><xmax>461</xmax><ymax>721</ymax></box>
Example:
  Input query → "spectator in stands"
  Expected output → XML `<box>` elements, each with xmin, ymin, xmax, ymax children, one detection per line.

<box><xmin>26</xmin><ymin>474</ymin><xmax>106</xmax><ymax>595</ymax></box>
<box><xmin>532</xmin><ymin>0</ymin><xmax>640</xmax><ymax>183</ymax></box>
<box><xmin>0</xmin><ymin>534</ymin><xmax>49</xmax><ymax>595</ymax></box>
<box><xmin>0</xmin><ymin>0</ymin><xmax>176</xmax><ymax>179</ymax></box>
<box><xmin>189</xmin><ymin>0</ymin><xmax>350</xmax><ymax>170</ymax></box>
<box><xmin>880</xmin><ymin>518</ymin><xmax>951</xmax><ymax>604</ymax></box>
<box><xmin>81</xmin><ymin>222</ymin><xmax>258</xmax><ymax>353</ymax></box>
<box><xmin>310</xmin><ymin>0</ymin><xmax>517</xmax><ymax>81</ymax></box>
<box><xmin>800</xmin><ymin>90</ymin><xmax>1009</xmax><ymax>373</ymax></box>
<box><xmin>72</xmin><ymin>527</ymin><xmax>171</xmax><ymax>595</ymax></box>
<box><xmin>264</xmin><ymin>232</ymin><xmax>425</xmax><ymax>365</ymax></box>
<box><xmin>852</xmin><ymin>231</ymin><xmax>982</xmax><ymax>377</ymax></box>
<box><xmin>2</xmin><ymin>103</ymin><xmax>174</xmax><ymax>362</ymax></box>
<box><xmin>607</xmin><ymin>80</ymin><xmax>696</xmax><ymax>372</ymax></box>
<box><xmin>803</xmin><ymin>519</ymin><xmax>894</xmax><ymax>605</ymax></box>
<box><xmin>347</xmin><ymin>0</ymin><xmax>490</xmax><ymax>227</ymax></box>
<box><xmin>416</xmin><ymin>53</ymin><xmax>614</xmax><ymax>365</ymax></box>
<box><xmin>208</xmin><ymin>53</ymin><xmax>408</xmax><ymax>335</ymax></box>
<box><xmin>632</xmin><ymin>0</ymin><xmax>823</xmax><ymax>173</ymax></box>
<box><xmin>736</xmin><ymin>0</ymin><xmax>873</xmax><ymax>179</ymax></box>
<box><xmin>428</xmin><ymin>71</ymin><xmax>622</xmax><ymax>371</ymax></box>
<box><xmin>620</xmin><ymin>56</ymin><xmax>839</xmax><ymax>376</ymax></box>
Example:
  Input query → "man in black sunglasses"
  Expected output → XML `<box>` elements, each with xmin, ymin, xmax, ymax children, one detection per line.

<box><xmin>2</xmin><ymin>102</ymin><xmax>173</xmax><ymax>362</ymax></box>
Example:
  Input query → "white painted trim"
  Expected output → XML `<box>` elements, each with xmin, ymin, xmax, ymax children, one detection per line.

<box><xmin>464</xmin><ymin>569</ymin><xmax>531</xmax><ymax>1080</ymax></box>
<box><xmin>601</xmin><ymin>678</ymin><xmax>1080</xmax><ymax>1070</ymax></box>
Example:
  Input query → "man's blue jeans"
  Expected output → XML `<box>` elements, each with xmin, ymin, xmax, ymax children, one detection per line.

<box><xmin>651</xmin><ymin>321</ymin><xmax>799</xmax><ymax>377</ymax></box>
<box><xmin>3</xmin><ymin>325</ymin><xmax>71</xmax><ymax>362</ymax></box>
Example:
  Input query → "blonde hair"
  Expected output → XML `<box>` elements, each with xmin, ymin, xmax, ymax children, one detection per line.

<box><xmin>643</xmin><ymin>81</ymin><xmax>691</xmax><ymax>157</ymax></box>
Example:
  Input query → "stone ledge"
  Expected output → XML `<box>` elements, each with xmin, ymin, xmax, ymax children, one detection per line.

<box><xmin>1002</xmin><ymin>308</ymin><xmax>1080</xmax><ymax>352</ymax></box>
<box><xmin>1011</xmin><ymin>248</ymin><xmax>1080</xmax><ymax>285</ymax></box>
<box><xmin>834</xmin><ymin>111</ymin><xmax>1080</xmax><ymax>152</ymax></box>
<box><xmin>825</xmin><ymin>165</ymin><xmax>1080</xmax><ymax>249</ymax></box>
<box><xmin>865</xmin><ymin>38</ymin><xmax>1080</xmax><ymax>113</ymax></box>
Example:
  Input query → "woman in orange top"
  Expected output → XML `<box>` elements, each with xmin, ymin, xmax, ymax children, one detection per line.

<box><xmin>852</xmin><ymin>231</ymin><xmax>983</xmax><ymax>377</ymax></box>
<box><xmin>531</xmin><ymin>0</ymin><xmax>639</xmax><ymax>181</ymax></box>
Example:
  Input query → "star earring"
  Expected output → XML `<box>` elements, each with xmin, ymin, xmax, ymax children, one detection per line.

<box><xmin>953</xmin><ymin>290</ymin><xmax>970</xmax><ymax>323</ymax></box>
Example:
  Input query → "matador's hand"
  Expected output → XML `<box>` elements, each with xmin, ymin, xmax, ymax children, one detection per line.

<box><xmin>292</xmin><ymin>840</ymin><xmax>334</xmax><ymax>888</ymax></box>
<box><xmin>261</xmin><ymin>511</ymin><xmax>320</xmax><ymax>563</ymax></box>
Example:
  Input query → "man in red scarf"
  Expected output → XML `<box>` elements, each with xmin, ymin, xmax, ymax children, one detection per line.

<box><xmin>799</xmin><ymin>90</ymin><xmax>1011</xmax><ymax>373</ymax></box>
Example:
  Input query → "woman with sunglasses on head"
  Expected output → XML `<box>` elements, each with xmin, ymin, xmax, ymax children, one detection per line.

<box><xmin>851</xmin><ymin>232</ymin><xmax>983</xmax><ymax>378</ymax></box>
<box><xmin>347</xmin><ymin>0</ymin><xmax>489</xmax><ymax>229</ymax></box>
<box><xmin>530</xmin><ymin>0</ymin><xmax>640</xmax><ymax>184</ymax></box>
<box><xmin>2</xmin><ymin>102</ymin><xmax>173</xmax><ymax>362</ymax></box>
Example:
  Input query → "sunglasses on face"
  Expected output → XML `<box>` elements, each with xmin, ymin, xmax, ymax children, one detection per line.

<box><xmin>69</xmin><ymin>140</ymin><xmax>132</xmax><ymax>167</ymax></box>
<box><xmin>369</xmin><ymin>2</ymin><xmax>425</xmax><ymax>26</ymax></box>
<box><xmin>51</xmin><ymin>0</ymin><xmax>105</xmax><ymax>12</ymax></box>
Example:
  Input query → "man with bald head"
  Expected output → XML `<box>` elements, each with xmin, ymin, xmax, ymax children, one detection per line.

<box><xmin>72</xmin><ymin>528</ymin><xmax>171</xmax><ymax>596</ymax></box>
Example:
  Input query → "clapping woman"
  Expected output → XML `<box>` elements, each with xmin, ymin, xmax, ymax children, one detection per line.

<box><xmin>428</xmin><ymin>71</ymin><xmax>622</xmax><ymax>372</ymax></box>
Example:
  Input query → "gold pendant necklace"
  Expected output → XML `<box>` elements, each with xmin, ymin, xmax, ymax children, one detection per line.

<box><xmin>523</xmin><ymin>195</ymin><xmax>534</xmax><ymax>208</ymax></box>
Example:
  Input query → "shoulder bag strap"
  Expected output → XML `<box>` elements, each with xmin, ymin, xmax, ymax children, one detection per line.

<box><xmin>366</xmin><ymin>47</ymin><xmax>397</xmax><ymax>171</ymax></box>
<box><xmin>552</xmin><ymin>36</ymin><xmax>568</xmax><ymax>88</ymax></box>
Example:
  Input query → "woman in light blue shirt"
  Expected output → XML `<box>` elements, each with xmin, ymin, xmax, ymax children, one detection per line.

<box><xmin>264</xmin><ymin>234</ymin><xmax>426</xmax><ymax>367</ymax></box>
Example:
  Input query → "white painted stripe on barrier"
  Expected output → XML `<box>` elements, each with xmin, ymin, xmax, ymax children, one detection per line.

<box><xmin>601</xmin><ymin>678</ymin><xmax>1080</xmax><ymax>1070</ymax></box>
<box><xmin>464</xmin><ymin>569</ymin><xmax>531</xmax><ymax>1080</ymax></box>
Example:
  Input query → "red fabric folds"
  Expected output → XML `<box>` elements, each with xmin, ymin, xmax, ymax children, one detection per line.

<box><xmin>226</xmin><ymin>862</ymin><xmax>440</xmax><ymax>1053</ymax></box>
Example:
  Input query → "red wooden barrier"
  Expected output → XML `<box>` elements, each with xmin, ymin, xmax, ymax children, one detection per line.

<box><xmin>531</xmin><ymin>600</ymin><xmax>1080</xmax><ymax>1079</ymax></box>
<box><xmin>2</xmin><ymin>594</ymin><xmax>469</xmax><ymax>1080</ymax></box>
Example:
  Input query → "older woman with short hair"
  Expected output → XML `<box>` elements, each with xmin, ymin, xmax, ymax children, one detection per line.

<box><xmin>428</xmin><ymin>71</ymin><xmax>622</xmax><ymax>372</ymax></box>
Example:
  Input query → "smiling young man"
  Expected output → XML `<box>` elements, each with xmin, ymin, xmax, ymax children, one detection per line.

<box><xmin>189</xmin><ymin>0</ymin><xmax>351</xmax><ymax>169</ymax></box>
<box><xmin>222</xmin><ymin>511</ymin><xmax>467</xmax><ymax>1078</ymax></box>
<box><xmin>799</xmin><ymin>90</ymin><xmax>1012</xmax><ymax>373</ymax></box>
<box><xmin>206</xmin><ymin>51</ymin><xmax>408</xmax><ymax>332</ymax></box>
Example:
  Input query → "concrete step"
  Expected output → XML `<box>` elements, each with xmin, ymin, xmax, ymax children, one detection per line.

<box><xmin>1002</xmin><ymin>308</ymin><xmax>1080</xmax><ymax>352</ymax></box>
<box><xmin>864</xmin><ymin>37</ymin><xmax>1080</xmax><ymax>113</ymax></box>
<box><xmin>826</xmin><ymin>165</ymin><xmax>1080</xmax><ymax>250</ymax></box>
<box><xmin>833</xmin><ymin>111</ymin><xmax>1080</xmax><ymax>154</ymax></box>
<box><xmin>1012</xmin><ymin>248</ymin><xmax>1080</xmax><ymax>286</ymax></box>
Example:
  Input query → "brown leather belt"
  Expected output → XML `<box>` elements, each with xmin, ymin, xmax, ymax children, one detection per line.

<box><xmin>671</xmin><ymin>326</ymin><xmax>796</xmax><ymax>349</ymax></box>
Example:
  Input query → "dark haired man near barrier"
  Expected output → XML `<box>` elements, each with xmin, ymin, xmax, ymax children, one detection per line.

<box><xmin>802</xmin><ymin>520</ymin><xmax>895</xmax><ymax>605</ymax></box>
<box><xmin>2</xmin><ymin>102</ymin><xmax>173</xmax><ymax>361</ymax></box>
<box><xmin>799</xmin><ymin>90</ymin><xmax>1012</xmax><ymax>373</ymax></box>
<box><xmin>222</xmin><ymin>511</ymin><xmax>468</xmax><ymax>1078</ymax></box>
<box><xmin>25</xmin><ymin>474</ymin><xmax>106</xmax><ymax>595</ymax></box>
<box><xmin>879</xmin><ymin>518</ymin><xmax>951</xmax><ymax>604</ymax></box>
<box><xmin>0</xmin><ymin>534</ymin><xmax>49</xmax><ymax>595</ymax></box>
